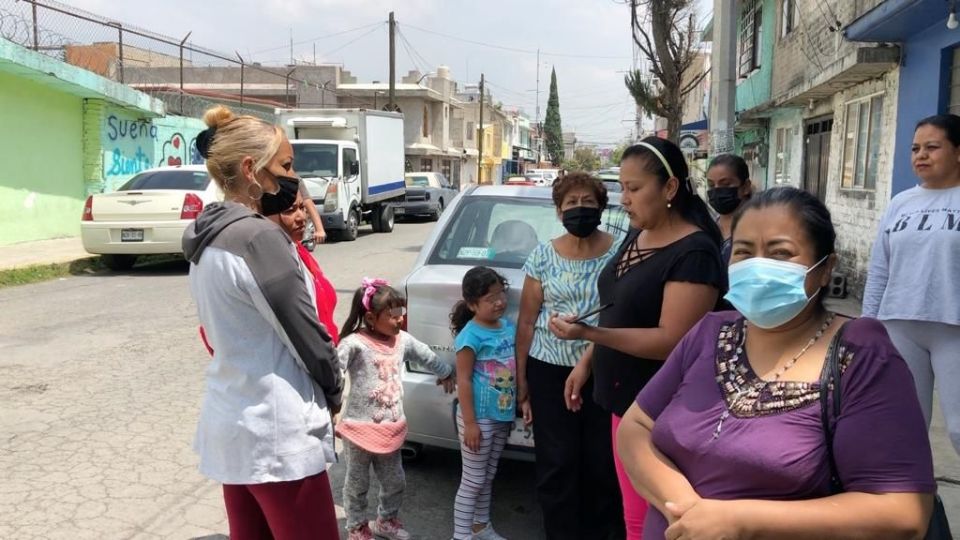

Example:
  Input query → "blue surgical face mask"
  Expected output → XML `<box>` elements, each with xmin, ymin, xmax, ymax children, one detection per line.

<box><xmin>724</xmin><ymin>256</ymin><xmax>828</xmax><ymax>329</ymax></box>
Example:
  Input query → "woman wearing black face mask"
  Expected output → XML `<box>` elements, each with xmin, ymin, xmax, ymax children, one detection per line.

<box><xmin>706</xmin><ymin>154</ymin><xmax>752</xmax><ymax>265</ymax></box>
<box><xmin>182</xmin><ymin>105</ymin><xmax>342</xmax><ymax>539</ymax></box>
<box><xmin>516</xmin><ymin>172</ymin><xmax>627</xmax><ymax>539</ymax></box>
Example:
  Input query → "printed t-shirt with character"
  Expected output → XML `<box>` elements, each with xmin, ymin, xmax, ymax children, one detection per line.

<box><xmin>454</xmin><ymin>319</ymin><xmax>517</xmax><ymax>422</ymax></box>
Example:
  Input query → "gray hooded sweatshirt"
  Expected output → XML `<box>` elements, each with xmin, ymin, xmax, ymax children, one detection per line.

<box><xmin>183</xmin><ymin>201</ymin><xmax>343</xmax><ymax>484</ymax></box>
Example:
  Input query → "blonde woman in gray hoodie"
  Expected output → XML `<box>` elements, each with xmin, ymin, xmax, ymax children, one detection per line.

<box><xmin>182</xmin><ymin>105</ymin><xmax>342</xmax><ymax>540</ymax></box>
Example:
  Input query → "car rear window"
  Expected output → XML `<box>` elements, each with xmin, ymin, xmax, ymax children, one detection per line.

<box><xmin>119</xmin><ymin>171</ymin><xmax>210</xmax><ymax>191</ymax></box>
<box><xmin>429</xmin><ymin>196</ymin><xmax>629</xmax><ymax>269</ymax></box>
<box><xmin>406</xmin><ymin>176</ymin><xmax>430</xmax><ymax>187</ymax></box>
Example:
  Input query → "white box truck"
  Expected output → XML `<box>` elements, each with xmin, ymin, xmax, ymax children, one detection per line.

<box><xmin>276</xmin><ymin>109</ymin><xmax>406</xmax><ymax>241</ymax></box>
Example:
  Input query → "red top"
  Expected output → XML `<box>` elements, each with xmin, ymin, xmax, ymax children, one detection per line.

<box><xmin>296</xmin><ymin>243</ymin><xmax>340</xmax><ymax>345</ymax></box>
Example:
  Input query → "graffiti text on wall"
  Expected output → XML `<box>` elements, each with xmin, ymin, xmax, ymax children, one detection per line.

<box><xmin>103</xmin><ymin>114</ymin><xmax>203</xmax><ymax>185</ymax></box>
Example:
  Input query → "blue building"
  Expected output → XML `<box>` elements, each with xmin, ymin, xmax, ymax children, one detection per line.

<box><xmin>846</xmin><ymin>0</ymin><xmax>960</xmax><ymax>195</ymax></box>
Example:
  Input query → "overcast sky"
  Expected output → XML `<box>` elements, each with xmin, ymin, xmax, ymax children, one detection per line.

<box><xmin>67</xmin><ymin>0</ymin><xmax>711</xmax><ymax>147</ymax></box>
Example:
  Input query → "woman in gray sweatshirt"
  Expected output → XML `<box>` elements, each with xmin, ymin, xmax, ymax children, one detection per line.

<box><xmin>863</xmin><ymin>114</ymin><xmax>960</xmax><ymax>457</ymax></box>
<box><xmin>182</xmin><ymin>105</ymin><xmax>343</xmax><ymax>539</ymax></box>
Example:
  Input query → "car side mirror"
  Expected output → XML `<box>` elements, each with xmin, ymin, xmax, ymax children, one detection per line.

<box><xmin>350</xmin><ymin>161</ymin><xmax>360</xmax><ymax>176</ymax></box>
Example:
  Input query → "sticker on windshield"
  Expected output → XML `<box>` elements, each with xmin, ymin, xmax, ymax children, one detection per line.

<box><xmin>457</xmin><ymin>247</ymin><xmax>492</xmax><ymax>259</ymax></box>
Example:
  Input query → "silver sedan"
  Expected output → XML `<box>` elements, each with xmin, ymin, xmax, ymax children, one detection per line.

<box><xmin>400</xmin><ymin>184</ymin><xmax>628</xmax><ymax>460</ymax></box>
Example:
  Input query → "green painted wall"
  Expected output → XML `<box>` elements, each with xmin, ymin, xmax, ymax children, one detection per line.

<box><xmin>735</xmin><ymin>0</ymin><xmax>775</xmax><ymax>113</ymax></box>
<box><xmin>0</xmin><ymin>71</ymin><xmax>84</xmax><ymax>245</ymax></box>
<box><xmin>100</xmin><ymin>108</ymin><xmax>206</xmax><ymax>192</ymax></box>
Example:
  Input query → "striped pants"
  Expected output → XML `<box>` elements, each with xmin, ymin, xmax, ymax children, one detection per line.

<box><xmin>453</xmin><ymin>410</ymin><xmax>511</xmax><ymax>540</ymax></box>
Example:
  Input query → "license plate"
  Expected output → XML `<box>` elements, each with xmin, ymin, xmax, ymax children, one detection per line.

<box><xmin>393</xmin><ymin>207</ymin><xmax>405</xmax><ymax>214</ymax></box>
<box><xmin>507</xmin><ymin>418</ymin><xmax>534</xmax><ymax>448</ymax></box>
<box><xmin>120</xmin><ymin>229</ymin><xmax>144</xmax><ymax>242</ymax></box>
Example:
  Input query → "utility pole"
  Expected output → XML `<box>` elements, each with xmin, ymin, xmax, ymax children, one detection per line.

<box><xmin>535</xmin><ymin>48</ymin><xmax>541</xmax><ymax>164</ymax></box>
<box><xmin>710</xmin><ymin>0</ymin><xmax>737</xmax><ymax>154</ymax></box>
<box><xmin>289</xmin><ymin>28</ymin><xmax>294</xmax><ymax>65</ymax></box>
<box><xmin>388</xmin><ymin>12</ymin><xmax>396</xmax><ymax>110</ymax></box>
<box><xmin>478</xmin><ymin>73</ymin><xmax>485</xmax><ymax>184</ymax></box>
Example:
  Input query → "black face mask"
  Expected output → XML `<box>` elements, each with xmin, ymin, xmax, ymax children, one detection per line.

<box><xmin>562</xmin><ymin>206</ymin><xmax>602</xmax><ymax>238</ymax></box>
<box><xmin>260</xmin><ymin>175</ymin><xmax>300</xmax><ymax>216</ymax></box>
<box><xmin>707</xmin><ymin>186</ymin><xmax>742</xmax><ymax>215</ymax></box>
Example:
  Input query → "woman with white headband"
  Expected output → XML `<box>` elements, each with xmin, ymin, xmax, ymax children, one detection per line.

<box><xmin>548</xmin><ymin>136</ymin><xmax>725</xmax><ymax>538</ymax></box>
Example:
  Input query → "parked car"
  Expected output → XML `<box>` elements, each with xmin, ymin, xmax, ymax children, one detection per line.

<box><xmin>395</xmin><ymin>172</ymin><xmax>459</xmax><ymax>221</ymax></box>
<box><xmin>597</xmin><ymin>170</ymin><xmax>622</xmax><ymax>193</ymax></box>
<box><xmin>80</xmin><ymin>165</ymin><xmax>222</xmax><ymax>270</ymax></box>
<box><xmin>523</xmin><ymin>172</ymin><xmax>548</xmax><ymax>186</ymax></box>
<box><xmin>400</xmin><ymin>184</ymin><xmax>629</xmax><ymax>460</ymax></box>
<box><xmin>529</xmin><ymin>168</ymin><xmax>560</xmax><ymax>185</ymax></box>
<box><xmin>505</xmin><ymin>176</ymin><xmax>536</xmax><ymax>186</ymax></box>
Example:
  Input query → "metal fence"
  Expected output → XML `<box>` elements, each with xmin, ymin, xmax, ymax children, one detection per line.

<box><xmin>0</xmin><ymin>0</ymin><xmax>372</xmax><ymax>119</ymax></box>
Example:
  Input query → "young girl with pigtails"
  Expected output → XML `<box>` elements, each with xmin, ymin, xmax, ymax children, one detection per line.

<box><xmin>336</xmin><ymin>278</ymin><xmax>455</xmax><ymax>540</ymax></box>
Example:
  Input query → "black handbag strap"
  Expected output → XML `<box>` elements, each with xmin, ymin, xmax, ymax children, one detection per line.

<box><xmin>820</xmin><ymin>320</ymin><xmax>849</xmax><ymax>494</ymax></box>
<box><xmin>819</xmin><ymin>320</ymin><xmax>953</xmax><ymax>539</ymax></box>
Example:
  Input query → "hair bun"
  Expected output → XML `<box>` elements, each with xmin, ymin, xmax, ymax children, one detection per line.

<box><xmin>202</xmin><ymin>105</ymin><xmax>235</xmax><ymax>129</ymax></box>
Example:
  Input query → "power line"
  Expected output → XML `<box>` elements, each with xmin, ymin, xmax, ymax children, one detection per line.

<box><xmin>401</xmin><ymin>23</ymin><xmax>630</xmax><ymax>60</ymax></box>
<box><xmin>396</xmin><ymin>27</ymin><xmax>435</xmax><ymax>73</ymax></box>
<box><xmin>320</xmin><ymin>25</ymin><xmax>384</xmax><ymax>59</ymax></box>
<box><xmin>250</xmin><ymin>21</ymin><xmax>384</xmax><ymax>55</ymax></box>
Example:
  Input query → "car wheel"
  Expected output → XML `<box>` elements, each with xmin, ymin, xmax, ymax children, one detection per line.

<box><xmin>430</xmin><ymin>199</ymin><xmax>444</xmax><ymax>221</ymax></box>
<box><xmin>339</xmin><ymin>207</ymin><xmax>359</xmax><ymax>242</ymax></box>
<box><xmin>101</xmin><ymin>254</ymin><xmax>137</xmax><ymax>271</ymax></box>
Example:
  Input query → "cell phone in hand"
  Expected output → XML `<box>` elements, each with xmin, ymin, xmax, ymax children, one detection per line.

<box><xmin>572</xmin><ymin>303</ymin><xmax>613</xmax><ymax>324</ymax></box>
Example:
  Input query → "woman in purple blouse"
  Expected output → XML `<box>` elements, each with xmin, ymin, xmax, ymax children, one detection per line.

<box><xmin>617</xmin><ymin>187</ymin><xmax>936</xmax><ymax>539</ymax></box>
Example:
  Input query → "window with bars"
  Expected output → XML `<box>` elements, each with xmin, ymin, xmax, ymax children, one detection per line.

<box><xmin>739</xmin><ymin>0</ymin><xmax>763</xmax><ymax>78</ymax></box>
<box><xmin>949</xmin><ymin>47</ymin><xmax>960</xmax><ymax>115</ymax></box>
<box><xmin>420</xmin><ymin>158</ymin><xmax>433</xmax><ymax>172</ymax></box>
<box><xmin>841</xmin><ymin>95</ymin><xmax>884</xmax><ymax>190</ymax></box>
<box><xmin>781</xmin><ymin>0</ymin><xmax>798</xmax><ymax>37</ymax></box>
<box><xmin>467</xmin><ymin>121</ymin><xmax>475</xmax><ymax>141</ymax></box>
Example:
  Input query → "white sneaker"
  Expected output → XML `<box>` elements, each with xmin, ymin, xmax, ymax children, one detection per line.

<box><xmin>472</xmin><ymin>523</ymin><xmax>507</xmax><ymax>540</ymax></box>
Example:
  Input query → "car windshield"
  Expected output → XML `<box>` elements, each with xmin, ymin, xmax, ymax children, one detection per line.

<box><xmin>429</xmin><ymin>196</ymin><xmax>629</xmax><ymax>269</ymax></box>
<box><xmin>119</xmin><ymin>170</ymin><xmax>210</xmax><ymax>191</ymax></box>
<box><xmin>603</xmin><ymin>180</ymin><xmax>623</xmax><ymax>193</ymax></box>
<box><xmin>406</xmin><ymin>176</ymin><xmax>430</xmax><ymax>187</ymax></box>
<box><xmin>293</xmin><ymin>143</ymin><xmax>338</xmax><ymax>177</ymax></box>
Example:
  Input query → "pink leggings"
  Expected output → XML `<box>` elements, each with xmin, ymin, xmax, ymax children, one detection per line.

<box><xmin>612</xmin><ymin>414</ymin><xmax>648</xmax><ymax>539</ymax></box>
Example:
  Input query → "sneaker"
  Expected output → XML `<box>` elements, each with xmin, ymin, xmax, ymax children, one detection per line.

<box><xmin>370</xmin><ymin>517</ymin><xmax>412</xmax><ymax>540</ymax></box>
<box><xmin>472</xmin><ymin>523</ymin><xmax>506</xmax><ymax>540</ymax></box>
<box><xmin>347</xmin><ymin>524</ymin><xmax>375</xmax><ymax>540</ymax></box>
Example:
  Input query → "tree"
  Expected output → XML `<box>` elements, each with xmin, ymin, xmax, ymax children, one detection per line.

<box><xmin>562</xmin><ymin>147</ymin><xmax>600</xmax><ymax>172</ymax></box>
<box><xmin>623</xmin><ymin>0</ymin><xmax>708</xmax><ymax>143</ymax></box>
<box><xmin>544</xmin><ymin>68</ymin><xmax>564</xmax><ymax>165</ymax></box>
<box><xmin>610</xmin><ymin>142</ymin><xmax>630</xmax><ymax>165</ymax></box>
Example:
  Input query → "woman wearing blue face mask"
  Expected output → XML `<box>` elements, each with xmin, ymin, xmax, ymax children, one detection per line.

<box><xmin>615</xmin><ymin>187</ymin><xmax>937</xmax><ymax>539</ymax></box>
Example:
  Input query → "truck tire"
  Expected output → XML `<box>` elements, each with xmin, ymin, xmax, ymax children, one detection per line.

<box><xmin>339</xmin><ymin>207</ymin><xmax>360</xmax><ymax>242</ymax></box>
<box><xmin>372</xmin><ymin>204</ymin><xmax>395</xmax><ymax>233</ymax></box>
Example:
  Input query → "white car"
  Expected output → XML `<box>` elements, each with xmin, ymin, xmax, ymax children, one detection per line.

<box><xmin>81</xmin><ymin>165</ymin><xmax>221</xmax><ymax>270</ymax></box>
<box><xmin>400</xmin><ymin>184</ymin><xmax>628</xmax><ymax>460</ymax></box>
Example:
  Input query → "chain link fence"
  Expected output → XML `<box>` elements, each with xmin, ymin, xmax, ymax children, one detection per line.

<box><xmin>0</xmin><ymin>0</ymin><xmax>363</xmax><ymax>120</ymax></box>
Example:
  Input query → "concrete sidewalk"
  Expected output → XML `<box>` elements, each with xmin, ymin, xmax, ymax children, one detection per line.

<box><xmin>0</xmin><ymin>236</ymin><xmax>92</xmax><ymax>272</ymax></box>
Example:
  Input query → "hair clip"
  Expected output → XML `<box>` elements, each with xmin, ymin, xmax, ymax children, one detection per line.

<box><xmin>361</xmin><ymin>277</ymin><xmax>388</xmax><ymax>310</ymax></box>
<box><xmin>195</xmin><ymin>126</ymin><xmax>217</xmax><ymax>159</ymax></box>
